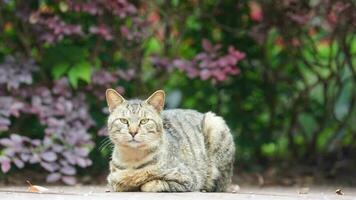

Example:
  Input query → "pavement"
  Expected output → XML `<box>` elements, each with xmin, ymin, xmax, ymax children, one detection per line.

<box><xmin>0</xmin><ymin>185</ymin><xmax>355</xmax><ymax>200</ymax></box>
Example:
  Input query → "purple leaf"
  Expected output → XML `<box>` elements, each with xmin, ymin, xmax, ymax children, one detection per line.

<box><xmin>10</xmin><ymin>134</ymin><xmax>22</xmax><ymax>143</ymax></box>
<box><xmin>202</xmin><ymin>39</ymin><xmax>213</xmax><ymax>52</ymax></box>
<box><xmin>20</xmin><ymin>153</ymin><xmax>30</xmax><ymax>162</ymax></box>
<box><xmin>29</xmin><ymin>154</ymin><xmax>40</xmax><ymax>164</ymax></box>
<box><xmin>89</xmin><ymin>24</ymin><xmax>113</xmax><ymax>41</ymax></box>
<box><xmin>4</xmin><ymin>148</ymin><xmax>15</xmax><ymax>157</ymax></box>
<box><xmin>41</xmin><ymin>151</ymin><xmax>57</xmax><ymax>162</ymax></box>
<box><xmin>0</xmin><ymin>138</ymin><xmax>13</xmax><ymax>146</ymax></box>
<box><xmin>62</xmin><ymin>176</ymin><xmax>76</xmax><ymax>185</ymax></box>
<box><xmin>12</xmin><ymin>158</ymin><xmax>24</xmax><ymax>168</ymax></box>
<box><xmin>76</xmin><ymin>157</ymin><xmax>89</xmax><ymax>167</ymax></box>
<box><xmin>0</xmin><ymin>118</ymin><xmax>10</xmax><ymax>127</ymax></box>
<box><xmin>46</xmin><ymin>173</ymin><xmax>61</xmax><ymax>182</ymax></box>
<box><xmin>40</xmin><ymin>162</ymin><xmax>58</xmax><ymax>172</ymax></box>
<box><xmin>0</xmin><ymin>159</ymin><xmax>11</xmax><ymax>173</ymax></box>
<box><xmin>200</xmin><ymin>69</ymin><xmax>211</xmax><ymax>80</ymax></box>
<box><xmin>0</xmin><ymin>125</ymin><xmax>9</xmax><ymax>131</ymax></box>
<box><xmin>52</xmin><ymin>144</ymin><xmax>64</xmax><ymax>152</ymax></box>
<box><xmin>31</xmin><ymin>139</ymin><xmax>41</xmax><ymax>146</ymax></box>
<box><xmin>60</xmin><ymin>165</ymin><xmax>76</xmax><ymax>175</ymax></box>
<box><xmin>97</xmin><ymin>127</ymin><xmax>108</xmax><ymax>136</ymax></box>
<box><xmin>74</xmin><ymin>147</ymin><xmax>89</xmax><ymax>157</ymax></box>
<box><xmin>63</xmin><ymin>151</ymin><xmax>77</xmax><ymax>165</ymax></box>
<box><xmin>151</xmin><ymin>40</ymin><xmax>245</xmax><ymax>83</ymax></box>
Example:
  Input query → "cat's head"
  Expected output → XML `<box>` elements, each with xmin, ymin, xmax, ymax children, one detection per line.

<box><xmin>105</xmin><ymin>89</ymin><xmax>165</xmax><ymax>149</ymax></box>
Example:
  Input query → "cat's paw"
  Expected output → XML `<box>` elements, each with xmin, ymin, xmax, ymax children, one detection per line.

<box><xmin>140</xmin><ymin>180</ymin><xmax>166</xmax><ymax>192</ymax></box>
<box><xmin>107</xmin><ymin>176</ymin><xmax>123</xmax><ymax>192</ymax></box>
<box><xmin>107</xmin><ymin>171</ymin><xmax>130</xmax><ymax>192</ymax></box>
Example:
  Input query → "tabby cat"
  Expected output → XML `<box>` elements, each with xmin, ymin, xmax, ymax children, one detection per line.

<box><xmin>106</xmin><ymin>89</ymin><xmax>235</xmax><ymax>192</ymax></box>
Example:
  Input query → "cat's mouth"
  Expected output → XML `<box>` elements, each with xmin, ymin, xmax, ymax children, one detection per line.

<box><xmin>127</xmin><ymin>138</ymin><xmax>142</xmax><ymax>145</ymax></box>
<box><xmin>121</xmin><ymin>139</ymin><xmax>145</xmax><ymax>148</ymax></box>
<box><xmin>128</xmin><ymin>139</ymin><xmax>140</xmax><ymax>143</ymax></box>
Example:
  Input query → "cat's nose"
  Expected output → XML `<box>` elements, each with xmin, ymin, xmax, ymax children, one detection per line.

<box><xmin>129</xmin><ymin>130</ymin><xmax>138</xmax><ymax>137</ymax></box>
<box><xmin>129</xmin><ymin>127</ymin><xmax>138</xmax><ymax>137</ymax></box>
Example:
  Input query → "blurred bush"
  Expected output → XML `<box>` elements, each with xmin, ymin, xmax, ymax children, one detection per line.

<box><xmin>0</xmin><ymin>0</ymin><xmax>355</xmax><ymax>184</ymax></box>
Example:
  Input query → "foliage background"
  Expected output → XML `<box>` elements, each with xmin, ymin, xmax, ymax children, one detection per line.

<box><xmin>0</xmin><ymin>0</ymin><xmax>355</xmax><ymax>185</ymax></box>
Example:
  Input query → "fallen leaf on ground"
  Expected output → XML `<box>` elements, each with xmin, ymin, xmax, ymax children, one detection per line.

<box><xmin>226</xmin><ymin>184</ymin><xmax>240</xmax><ymax>193</ymax></box>
<box><xmin>298</xmin><ymin>187</ymin><xmax>309</xmax><ymax>194</ymax></box>
<box><xmin>26</xmin><ymin>180</ymin><xmax>49</xmax><ymax>193</ymax></box>
<box><xmin>255</xmin><ymin>173</ymin><xmax>264</xmax><ymax>186</ymax></box>
<box><xmin>280</xmin><ymin>178</ymin><xmax>293</xmax><ymax>186</ymax></box>
<box><xmin>335</xmin><ymin>189</ymin><xmax>343</xmax><ymax>195</ymax></box>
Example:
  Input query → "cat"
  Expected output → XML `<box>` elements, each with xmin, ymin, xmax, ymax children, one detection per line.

<box><xmin>105</xmin><ymin>89</ymin><xmax>235</xmax><ymax>192</ymax></box>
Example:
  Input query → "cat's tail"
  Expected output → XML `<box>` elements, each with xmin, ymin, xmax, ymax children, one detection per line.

<box><xmin>201</xmin><ymin>112</ymin><xmax>235</xmax><ymax>192</ymax></box>
<box><xmin>202</xmin><ymin>112</ymin><xmax>234</xmax><ymax>152</ymax></box>
<box><xmin>202</xmin><ymin>112</ymin><xmax>230</xmax><ymax>144</ymax></box>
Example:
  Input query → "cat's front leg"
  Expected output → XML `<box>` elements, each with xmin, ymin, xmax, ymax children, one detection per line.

<box><xmin>107</xmin><ymin>169</ymin><xmax>141</xmax><ymax>192</ymax></box>
<box><xmin>140</xmin><ymin>167</ymin><xmax>196</xmax><ymax>192</ymax></box>
<box><xmin>107</xmin><ymin>171</ymin><xmax>129</xmax><ymax>192</ymax></box>
<box><xmin>108</xmin><ymin>165</ymin><xmax>158</xmax><ymax>192</ymax></box>
<box><xmin>108</xmin><ymin>161</ymin><xmax>130</xmax><ymax>192</ymax></box>
<box><xmin>140</xmin><ymin>180</ymin><xmax>190</xmax><ymax>192</ymax></box>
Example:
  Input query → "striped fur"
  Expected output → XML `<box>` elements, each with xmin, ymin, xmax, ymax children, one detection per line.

<box><xmin>106</xmin><ymin>90</ymin><xmax>235</xmax><ymax>192</ymax></box>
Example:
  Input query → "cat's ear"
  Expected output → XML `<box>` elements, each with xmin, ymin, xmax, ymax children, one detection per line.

<box><xmin>106</xmin><ymin>89</ymin><xmax>126</xmax><ymax>112</ymax></box>
<box><xmin>146</xmin><ymin>90</ymin><xmax>165</xmax><ymax>113</ymax></box>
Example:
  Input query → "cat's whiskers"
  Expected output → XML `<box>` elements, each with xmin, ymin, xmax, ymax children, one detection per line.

<box><xmin>98</xmin><ymin>137</ymin><xmax>110</xmax><ymax>148</ymax></box>
<box><xmin>98</xmin><ymin>137</ymin><xmax>113</xmax><ymax>152</ymax></box>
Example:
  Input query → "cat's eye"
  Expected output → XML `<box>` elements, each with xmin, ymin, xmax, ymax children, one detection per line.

<box><xmin>140</xmin><ymin>119</ymin><xmax>149</xmax><ymax>125</ymax></box>
<box><xmin>119</xmin><ymin>118</ymin><xmax>129</xmax><ymax>124</ymax></box>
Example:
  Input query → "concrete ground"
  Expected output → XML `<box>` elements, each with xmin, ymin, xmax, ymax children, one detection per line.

<box><xmin>0</xmin><ymin>185</ymin><xmax>355</xmax><ymax>200</ymax></box>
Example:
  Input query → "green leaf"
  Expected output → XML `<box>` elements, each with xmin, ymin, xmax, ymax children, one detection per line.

<box><xmin>144</xmin><ymin>37</ymin><xmax>162</xmax><ymax>55</ymax></box>
<box><xmin>113</xmin><ymin>51</ymin><xmax>122</xmax><ymax>62</ymax></box>
<box><xmin>276</xmin><ymin>137</ymin><xmax>288</xmax><ymax>156</ymax></box>
<box><xmin>179</xmin><ymin>40</ymin><xmax>197</xmax><ymax>58</ymax></box>
<box><xmin>310</xmin><ymin>84</ymin><xmax>324</xmax><ymax>104</ymax></box>
<box><xmin>316</xmin><ymin>40</ymin><xmax>338</xmax><ymax>58</ymax></box>
<box><xmin>212</xmin><ymin>28</ymin><xmax>222</xmax><ymax>41</ymax></box>
<box><xmin>171</xmin><ymin>0</ymin><xmax>179</xmax><ymax>7</ymax></box>
<box><xmin>316</xmin><ymin>124</ymin><xmax>336</xmax><ymax>151</ymax></box>
<box><xmin>52</xmin><ymin>63</ymin><xmax>69</xmax><ymax>79</ymax></box>
<box><xmin>350</xmin><ymin>36</ymin><xmax>356</xmax><ymax>54</ymax></box>
<box><xmin>93</xmin><ymin>58</ymin><xmax>101</xmax><ymax>69</ymax></box>
<box><xmin>265</xmin><ymin>29</ymin><xmax>282</xmax><ymax>67</ymax></box>
<box><xmin>186</xmin><ymin>15</ymin><xmax>201</xmax><ymax>31</ymax></box>
<box><xmin>42</xmin><ymin>44</ymin><xmax>89</xmax><ymax>68</ymax></box>
<box><xmin>59</xmin><ymin>1</ymin><xmax>69</xmax><ymax>12</ymax></box>
<box><xmin>299</xmin><ymin>65</ymin><xmax>318</xmax><ymax>86</ymax></box>
<box><xmin>261</xmin><ymin>143</ymin><xmax>276</xmax><ymax>156</ymax></box>
<box><xmin>334</xmin><ymin>80</ymin><xmax>353</xmax><ymax>120</ymax></box>
<box><xmin>68</xmin><ymin>61</ymin><xmax>92</xmax><ymax>88</ymax></box>
<box><xmin>298</xmin><ymin>113</ymin><xmax>318</xmax><ymax>135</ymax></box>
